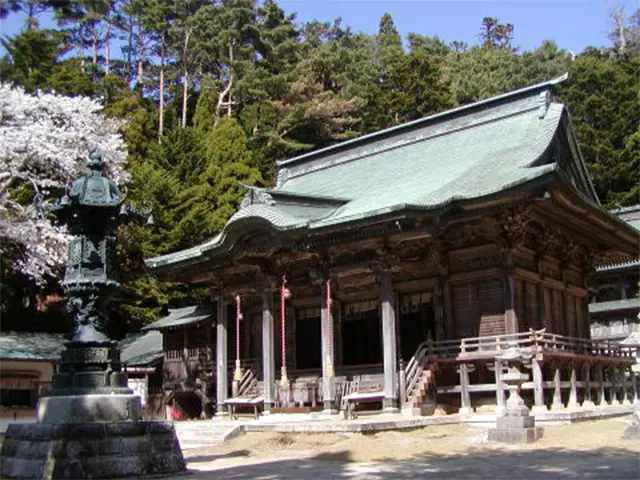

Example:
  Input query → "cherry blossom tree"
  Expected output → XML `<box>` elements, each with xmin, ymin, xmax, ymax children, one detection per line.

<box><xmin>0</xmin><ymin>83</ymin><xmax>129</xmax><ymax>283</ymax></box>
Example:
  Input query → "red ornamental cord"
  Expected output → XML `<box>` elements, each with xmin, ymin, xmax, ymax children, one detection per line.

<box><xmin>281</xmin><ymin>275</ymin><xmax>291</xmax><ymax>369</ymax></box>
<box><xmin>235</xmin><ymin>295</ymin><xmax>242</xmax><ymax>363</ymax></box>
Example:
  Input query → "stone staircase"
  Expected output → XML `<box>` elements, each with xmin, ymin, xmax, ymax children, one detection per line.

<box><xmin>174</xmin><ymin>421</ymin><xmax>243</xmax><ymax>450</ymax></box>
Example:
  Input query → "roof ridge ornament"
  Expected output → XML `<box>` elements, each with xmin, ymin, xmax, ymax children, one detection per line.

<box><xmin>538</xmin><ymin>90</ymin><xmax>552</xmax><ymax>119</ymax></box>
<box><xmin>238</xmin><ymin>181</ymin><xmax>275</xmax><ymax>208</ymax></box>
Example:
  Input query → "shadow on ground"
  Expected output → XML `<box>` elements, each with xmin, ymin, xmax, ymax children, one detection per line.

<box><xmin>185</xmin><ymin>446</ymin><xmax>640</xmax><ymax>479</ymax></box>
<box><xmin>186</xmin><ymin>449</ymin><xmax>251</xmax><ymax>464</ymax></box>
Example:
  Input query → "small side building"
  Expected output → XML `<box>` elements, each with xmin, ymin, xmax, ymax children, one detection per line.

<box><xmin>0</xmin><ymin>332</ymin><xmax>65</xmax><ymax>430</ymax></box>
<box><xmin>142</xmin><ymin>305</ymin><xmax>216</xmax><ymax>419</ymax></box>
<box><xmin>120</xmin><ymin>330</ymin><xmax>165</xmax><ymax>419</ymax></box>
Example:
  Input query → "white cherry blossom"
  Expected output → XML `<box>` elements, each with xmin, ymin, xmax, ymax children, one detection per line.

<box><xmin>0</xmin><ymin>84</ymin><xmax>129</xmax><ymax>283</ymax></box>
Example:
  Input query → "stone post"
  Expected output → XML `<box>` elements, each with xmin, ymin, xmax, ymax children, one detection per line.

<box><xmin>551</xmin><ymin>366</ymin><xmax>564</xmax><ymax>411</ymax></box>
<box><xmin>262</xmin><ymin>289</ymin><xmax>276</xmax><ymax>412</ymax></box>
<box><xmin>622</xmin><ymin>367</ymin><xmax>631</xmax><ymax>405</ymax></box>
<box><xmin>567</xmin><ymin>363</ymin><xmax>579</xmax><ymax>409</ymax></box>
<box><xmin>458</xmin><ymin>362</ymin><xmax>472</xmax><ymax>416</ymax></box>
<box><xmin>504</xmin><ymin>273</ymin><xmax>518</xmax><ymax>334</ymax></box>
<box><xmin>582</xmin><ymin>363</ymin><xmax>595</xmax><ymax>409</ymax></box>
<box><xmin>379</xmin><ymin>270</ymin><xmax>399</xmax><ymax>412</ymax></box>
<box><xmin>632</xmin><ymin>367</ymin><xmax>640</xmax><ymax>405</ymax></box>
<box><xmin>610</xmin><ymin>366</ymin><xmax>620</xmax><ymax>405</ymax></box>
<box><xmin>596</xmin><ymin>363</ymin><xmax>606</xmax><ymax>406</ymax></box>
<box><xmin>215</xmin><ymin>297</ymin><xmax>228</xmax><ymax>414</ymax></box>
<box><xmin>320</xmin><ymin>279</ymin><xmax>337</xmax><ymax>413</ymax></box>
<box><xmin>531</xmin><ymin>357</ymin><xmax>547</xmax><ymax>413</ymax></box>
<box><xmin>494</xmin><ymin>360</ymin><xmax>506</xmax><ymax>416</ymax></box>
<box><xmin>488</xmin><ymin>347</ymin><xmax>542</xmax><ymax>443</ymax></box>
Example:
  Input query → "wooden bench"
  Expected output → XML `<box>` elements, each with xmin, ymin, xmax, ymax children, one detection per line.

<box><xmin>223</xmin><ymin>396</ymin><xmax>264</xmax><ymax>420</ymax></box>
<box><xmin>342</xmin><ymin>388</ymin><xmax>385</xmax><ymax>419</ymax></box>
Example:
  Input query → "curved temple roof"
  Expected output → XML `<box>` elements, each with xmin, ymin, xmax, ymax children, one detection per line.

<box><xmin>146</xmin><ymin>75</ymin><xmax>626</xmax><ymax>271</ymax></box>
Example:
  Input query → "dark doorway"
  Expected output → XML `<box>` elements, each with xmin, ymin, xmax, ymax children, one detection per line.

<box><xmin>399</xmin><ymin>292</ymin><xmax>435</xmax><ymax>361</ymax></box>
<box><xmin>295</xmin><ymin>307</ymin><xmax>321</xmax><ymax>369</ymax></box>
<box><xmin>342</xmin><ymin>299</ymin><xmax>382</xmax><ymax>365</ymax></box>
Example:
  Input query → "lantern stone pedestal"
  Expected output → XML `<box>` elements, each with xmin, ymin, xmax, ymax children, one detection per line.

<box><xmin>622</xmin><ymin>408</ymin><xmax>640</xmax><ymax>439</ymax></box>
<box><xmin>1</xmin><ymin>342</ymin><xmax>185</xmax><ymax>479</ymax></box>
<box><xmin>0</xmin><ymin>153</ymin><xmax>185</xmax><ymax>479</ymax></box>
<box><xmin>488</xmin><ymin>349</ymin><xmax>543</xmax><ymax>444</ymax></box>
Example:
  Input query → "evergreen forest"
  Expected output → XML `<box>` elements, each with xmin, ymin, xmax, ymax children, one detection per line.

<box><xmin>0</xmin><ymin>1</ymin><xmax>638</xmax><ymax>337</ymax></box>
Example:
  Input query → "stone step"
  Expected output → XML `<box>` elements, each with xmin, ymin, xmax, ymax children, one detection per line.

<box><xmin>173</xmin><ymin>421</ymin><xmax>241</xmax><ymax>449</ymax></box>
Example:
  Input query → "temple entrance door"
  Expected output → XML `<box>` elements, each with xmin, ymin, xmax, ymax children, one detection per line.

<box><xmin>342</xmin><ymin>299</ymin><xmax>382</xmax><ymax>365</ymax></box>
<box><xmin>295</xmin><ymin>307</ymin><xmax>322</xmax><ymax>370</ymax></box>
<box><xmin>399</xmin><ymin>292</ymin><xmax>435</xmax><ymax>361</ymax></box>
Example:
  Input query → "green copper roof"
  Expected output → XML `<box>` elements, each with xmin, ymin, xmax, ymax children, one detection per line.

<box><xmin>588</xmin><ymin>298</ymin><xmax>640</xmax><ymax>314</ymax></box>
<box><xmin>142</xmin><ymin>304</ymin><xmax>214</xmax><ymax>331</ymax></box>
<box><xmin>120</xmin><ymin>331</ymin><xmax>163</xmax><ymax>366</ymax></box>
<box><xmin>146</xmin><ymin>75</ymin><xmax>600</xmax><ymax>270</ymax></box>
<box><xmin>0</xmin><ymin>332</ymin><xmax>66</xmax><ymax>361</ymax></box>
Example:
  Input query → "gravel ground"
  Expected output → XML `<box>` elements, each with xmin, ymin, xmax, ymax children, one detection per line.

<box><xmin>179</xmin><ymin>416</ymin><xmax>640</xmax><ymax>479</ymax></box>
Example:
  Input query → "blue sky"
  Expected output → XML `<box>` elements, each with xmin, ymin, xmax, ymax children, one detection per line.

<box><xmin>0</xmin><ymin>0</ymin><xmax>638</xmax><ymax>55</ymax></box>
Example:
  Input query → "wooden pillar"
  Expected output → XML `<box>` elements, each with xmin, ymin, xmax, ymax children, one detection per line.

<box><xmin>494</xmin><ymin>359</ymin><xmax>505</xmax><ymax>415</ymax></box>
<box><xmin>433</xmin><ymin>283</ymin><xmax>445</xmax><ymax>342</ymax></box>
<box><xmin>551</xmin><ymin>365</ymin><xmax>564</xmax><ymax>411</ymax></box>
<box><xmin>458</xmin><ymin>362</ymin><xmax>472</xmax><ymax>415</ymax></box>
<box><xmin>596</xmin><ymin>363</ymin><xmax>606</xmax><ymax>406</ymax></box>
<box><xmin>442</xmin><ymin>279</ymin><xmax>453</xmax><ymax>340</ymax></box>
<box><xmin>261</xmin><ymin>289</ymin><xmax>275</xmax><ymax>411</ymax></box>
<box><xmin>609</xmin><ymin>366</ymin><xmax>620</xmax><ymax>405</ymax></box>
<box><xmin>632</xmin><ymin>368</ymin><xmax>639</xmax><ymax>405</ymax></box>
<box><xmin>215</xmin><ymin>297</ymin><xmax>228</xmax><ymax>414</ymax></box>
<box><xmin>582</xmin><ymin>363</ymin><xmax>595</xmax><ymax>408</ymax></box>
<box><xmin>379</xmin><ymin>270</ymin><xmax>399</xmax><ymax>411</ymax></box>
<box><xmin>320</xmin><ymin>279</ymin><xmax>336</xmax><ymax>413</ymax></box>
<box><xmin>504</xmin><ymin>273</ymin><xmax>518</xmax><ymax>334</ymax></box>
<box><xmin>567</xmin><ymin>363</ymin><xmax>579</xmax><ymax>409</ymax></box>
<box><xmin>531</xmin><ymin>358</ymin><xmax>547</xmax><ymax>413</ymax></box>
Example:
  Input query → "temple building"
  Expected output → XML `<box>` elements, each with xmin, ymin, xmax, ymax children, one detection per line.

<box><xmin>146</xmin><ymin>76</ymin><xmax>639</xmax><ymax>417</ymax></box>
<box><xmin>589</xmin><ymin>205</ymin><xmax>640</xmax><ymax>344</ymax></box>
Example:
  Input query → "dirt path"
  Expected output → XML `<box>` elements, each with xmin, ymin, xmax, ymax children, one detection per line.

<box><xmin>179</xmin><ymin>416</ymin><xmax>640</xmax><ymax>479</ymax></box>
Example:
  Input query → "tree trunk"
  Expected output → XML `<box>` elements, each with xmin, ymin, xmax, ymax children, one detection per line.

<box><xmin>92</xmin><ymin>24</ymin><xmax>98</xmax><ymax>65</ymax></box>
<box><xmin>181</xmin><ymin>29</ymin><xmax>191</xmax><ymax>129</ymax></box>
<box><xmin>137</xmin><ymin>31</ymin><xmax>147</xmax><ymax>92</ymax></box>
<box><xmin>105</xmin><ymin>22</ymin><xmax>111</xmax><ymax>76</ymax></box>
<box><xmin>158</xmin><ymin>40</ymin><xmax>165</xmax><ymax>141</ymax></box>
<box><xmin>182</xmin><ymin>70</ymin><xmax>189</xmax><ymax>128</ymax></box>
<box><xmin>126</xmin><ymin>15</ymin><xmax>134</xmax><ymax>81</ymax></box>
<box><xmin>227</xmin><ymin>38</ymin><xmax>234</xmax><ymax>118</ymax></box>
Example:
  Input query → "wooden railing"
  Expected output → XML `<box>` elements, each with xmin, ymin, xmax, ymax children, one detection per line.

<box><xmin>406</xmin><ymin>330</ymin><xmax>636</xmax><ymax>362</ymax></box>
<box><xmin>401</xmin><ymin>329</ymin><xmax>636</xmax><ymax>407</ymax></box>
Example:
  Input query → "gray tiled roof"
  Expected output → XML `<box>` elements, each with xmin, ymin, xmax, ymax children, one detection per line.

<box><xmin>142</xmin><ymin>304</ymin><xmax>214</xmax><ymax>331</ymax></box>
<box><xmin>120</xmin><ymin>331</ymin><xmax>163</xmax><ymax>366</ymax></box>
<box><xmin>588</xmin><ymin>298</ymin><xmax>640</xmax><ymax>314</ymax></box>
<box><xmin>146</xmin><ymin>76</ymin><xmax>613</xmax><ymax>270</ymax></box>
<box><xmin>0</xmin><ymin>332</ymin><xmax>66</xmax><ymax>361</ymax></box>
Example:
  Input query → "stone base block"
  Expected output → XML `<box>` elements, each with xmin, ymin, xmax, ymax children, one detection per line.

<box><xmin>496</xmin><ymin>415</ymin><xmax>535</xmax><ymax>429</ymax></box>
<box><xmin>488</xmin><ymin>427</ymin><xmax>543</xmax><ymax>444</ymax></box>
<box><xmin>623</xmin><ymin>422</ymin><xmax>640</xmax><ymax>439</ymax></box>
<box><xmin>622</xmin><ymin>410</ymin><xmax>640</xmax><ymax>440</ymax></box>
<box><xmin>0</xmin><ymin>421</ymin><xmax>185</xmax><ymax>479</ymax></box>
<box><xmin>37</xmin><ymin>395</ymin><xmax>142</xmax><ymax>424</ymax></box>
<box><xmin>531</xmin><ymin>405</ymin><xmax>549</xmax><ymax>414</ymax></box>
